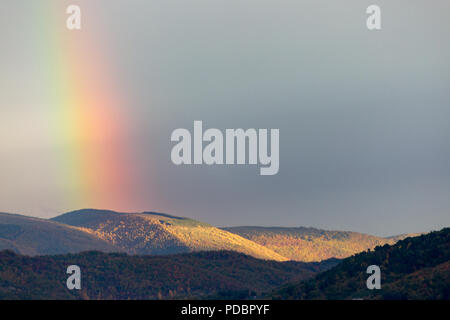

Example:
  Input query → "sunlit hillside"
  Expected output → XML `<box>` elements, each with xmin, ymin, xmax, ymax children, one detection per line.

<box><xmin>52</xmin><ymin>209</ymin><xmax>288</xmax><ymax>261</ymax></box>
<box><xmin>1</xmin><ymin>209</ymin><xmax>421</xmax><ymax>262</ymax></box>
<box><xmin>224</xmin><ymin>226</ymin><xmax>420</xmax><ymax>262</ymax></box>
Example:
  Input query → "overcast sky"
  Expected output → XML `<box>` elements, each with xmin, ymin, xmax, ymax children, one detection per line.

<box><xmin>1</xmin><ymin>0</ymin><xmax>449</xmax><ymax>236</ymax></box>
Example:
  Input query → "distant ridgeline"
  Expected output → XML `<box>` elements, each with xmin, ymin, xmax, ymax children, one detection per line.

<box><xmin>222</xmin><ymin>226</ymin><xmax>420</xmax><ymax>262</ymax></box>
<box><xmin>271</xmin><ymin>228</ymin><xmax>450</xmax><ymax>300</ymax></box>
<box><xmin>1</xmin><ymin>209</ymin><xmax>419</xmax><ymax>262</ymax></box>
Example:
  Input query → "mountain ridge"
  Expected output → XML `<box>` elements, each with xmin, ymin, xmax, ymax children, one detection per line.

<box><xmin>223</xmin><ymin>226</ymin><xmax>420</xmax><ymax>262</ymax></box>
<box><xmin>51</xmin><ymin>209</ymin><xmax>287</xmax><ymax>261</ymax></box>
<box><xmin>0</xmin><ymin>211</ymin><xmax>119</xmax><ymax>255</ymax></box>
<box><xmin>0</xmin><ymin>209</ymin><xmax>420</xmax><ymax>262</ymax></box>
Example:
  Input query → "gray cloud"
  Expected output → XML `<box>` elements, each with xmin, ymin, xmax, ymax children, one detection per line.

<box><xmin>1</xmin><ymin>0</ymin><xmax>449</xmax><ymax>236</ymax></box>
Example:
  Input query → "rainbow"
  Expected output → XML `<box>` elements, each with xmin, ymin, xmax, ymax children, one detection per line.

<box><xmin>37</xmin><ymin>2</ymin><xmax>139</xmax><ymax>211</ymax></box>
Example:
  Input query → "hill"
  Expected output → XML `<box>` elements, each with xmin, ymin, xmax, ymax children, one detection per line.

<box><xmin>271</xmin><ymin>228</ymin><xmax>450</xmax><ymax>300</ymax></box>
<box><xmin>51</xmin><ymin>209</ymin><xmax>288</xmax><ymax>261</ymax></box>
<box><xmin>0</xmin><ymin>212</ymin><xmax>119</xmax><ymax>255</ymax></box>
<box><xmin>0</xmin><ymin>250</ymin><xmax>338</xmax><ymax>300</ymax></box>
<box><xmin>1</xmin><ymin>208</ymin><xmax>423</xmax><ymax>263</ymax></box>
<box><xmin>223</xmin><ymin>226</ymin><xmax>419</xmax><ymax>262</ymax></box>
